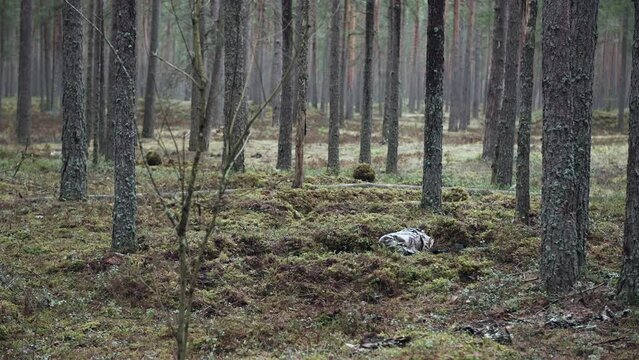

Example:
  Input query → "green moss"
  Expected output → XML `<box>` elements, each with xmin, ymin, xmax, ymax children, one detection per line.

<box><xmin>352</xmin><ymin>163</ymin><xmax>376</xmax><ymax>182</ymax></box>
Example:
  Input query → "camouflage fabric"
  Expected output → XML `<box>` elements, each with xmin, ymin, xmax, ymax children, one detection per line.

<box><xmin>378</xmin><ymin>228</ymin><xmax>434</xmax><ymax>255</ymax></box>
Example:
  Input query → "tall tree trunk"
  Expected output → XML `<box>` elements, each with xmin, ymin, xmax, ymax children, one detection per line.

<box><xmin>421</xmin><ymin>0</ymin><xmax>445</xmax><ymax>211</ymax></box>
<box><xmin>202</xmin><ymin>0</ymin><xmax>224</xmax><ymax>149</ymax></box>
<box><xmin>277</xmin><ymin>0</ymin><xmax>294</xmax><ymax>170</ymax></box>
<box><xmin>110</xmin><ymin>0</ymin><xmax>138</xmax><ymax>253</ymax></box>
<box><xmin>385</xmin><ymin>0</ymin><xmax>402</xmax><ymax>174</ymax></box>
<box><xmin>407</xmin><ymin>4</ymin><xmax>419</xmax><ymax>113</ymax></box>
<box><xmin>293</xmin><ymin>0</ymin><xmax>310</xmax><ymax>188</ymax></box>
<box><xmin>222</xmin><ymin>0</ymin><xmax>249</xmax><ymax>172</ymax></box>
<box><xmin>516</xmin><ymin>0</ymin><xmax>537</xmax><ymax>224</ymax></box>
<box><xmin>460</xmin><ymin>0</ymin><xmax>475</xmax><ymax>130</ymax></box>
<box><xmin>618</xmin><ymin>8</ymin><xmax>630</xmax><ymax>133</ymax></box>
<box><xmin>188</xmin><ymin>2</ymin><xmax>206</xmax><ymax>151</ymax></box>
<box><xmin>43</xmin><ymin>4</ymin><xmax>53</xmax><ymax>111</ymax></box>
<box><xmin>95</xmin><ymin>0</ymin><xmax>106</xmax><ymax>164</ymax></box>
<box><xmin>493</xmin><ymin>0</ymin><xmax>522</xmax><ymax>187</ymax></box>
<box><xmin>142</xmin><ymin>0</ymin><xmax>161</xmax><ymax>138</ymax></box>
<box><xmin>339</xmin><ymin>0</ymin><xmax>349</xmax><ymax>124</ymax></box>
<box><xmin>327</xmin><ymin>0</ymin><xmax>342</xmax><ymax>174</ymax></box>
<box><xmin>345</xmin><ymin>3</ymin><xmax>356</xmax><ymax>120</ymax></box>
<box><xmin>309</xmin><ymin>0</ymin><xmax>318</xmax><ymax>109</ymax></box>
<box><xmin>571</xmin><ymin>0</ymin><xmax>599</xmax><ymax>274</ymax></box>
<box><xmin>84</xmin><ymin>0</ymin><xmax>95</xmax><ymax>145</ymax></box>
<box><xmin>359</xmin><ymin>0</ymin><xmax>375</xmax><ymax>165</ymax></box>
<box><xmin>448</xmin><ymin>0</ymin><xmax>461</xmax><ymax>132</ymax></box>
<box><xmin>0</xmin><ymin>0</ymin><xmax>5</xmax><ymax>119</ymax></box>
<box><xmin>271</xmin><ymin>0</ymin><xmax>283</xmax><ymax>126</ymax></box>
<box><xmin>540</xmin><ymin>0</ymin><xmax>578</xmax><ymax>294</ymax></box>
<box><xmin>617</xmin><ymin>0</ymin><xmax>639</xmax><ymax>305</ymax></box>
<box><xmin>60</xmin><ymin>0</ymin><xmax>87</xmax><ymax>201</ymax></box>
<box><xmin>472</xmin><ymin>26</ymin><xmax>482</xmax><ymax>119</ymax></box>
<box><xmin>16</xmin><ymin>0</ymin><xmax>33</xmax><ymax>145</ymax></box>
<box><xmin>483</xmin><ymin>0</ymin><xmax>506</xmax><ymax>160</ymax></box>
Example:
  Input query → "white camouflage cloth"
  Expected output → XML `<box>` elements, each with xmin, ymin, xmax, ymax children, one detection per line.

<box><xmin>378</xmin><ymin>228</ymin><xmax>434</xmax><ymax>255</ymax></box>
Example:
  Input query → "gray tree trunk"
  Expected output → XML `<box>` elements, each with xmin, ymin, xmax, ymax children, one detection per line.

<box><xmin>540</xmin><ymin>0</ymin><xmax>579</xmax><ymax>294</ymax></box>
<box><xmin>222</xmin><ymin>0</ymin><xmax>249</xmax><ymax>172</ymax></box>
<box><xmin>618</xmin><ymin>8</ymin><xmax>630</xmax><ymax>133</ymax></box>
<box><xmin>277</xmin><ymin>0</ymin><xmax>294</xmax><ymax>170</ymax></box>
<box><xmin>0</xmin><ymin>0</ymin><xmax>5</xmax><ymax>119</ymax></box>
<box><xmin>85</xmin><ymin>0</ymin><xmax>95</xmax><ymax>145</ymax></box>
<box><xmin>309</xmin><ymin>1</ymin><xmax>318</xmax><ymax>109</ymax></box>
<box><xmin>16</xmin><ymin>0</ymin><xmax>33</xmax><ymax>145</ymax></box>
<box><xmin>359</xmin><ymin>0</ymin><xmax>375</xmax><ymax>165</ymax></box>
<box><xmin>516</xmin><ymin>0</ymin><xmax>537</xmax><ymax>224</ymax></box>
<box><xmin>202</xmin><ymin>0</ymin><xmax>224</xmax><ymax>150</ymax></box>
<box><xmin>483</xmin><ymin>0</ymin><xmax>506</xmax><ymax>160</ymax></box>
<box><xmin>94</xmin><ymin>0</ymin><xmax>106</xmax><ymax>164</ymax></box>
<box><xmin>270</xmin><ymin>0</ymin><xmax>283</xmax><ymax>126</ymax></box>
<box><xmin>293</xmin><ymin>0</ymin><xmax>310</xmax><ymax>189</ymax></box>
<box><xmin>384</xmin><ymin>0</ymin><xmax>401</xmax><ymax>174</ymax></box>
<box><xmin>327</xmin><ymin>0</ymin><xmax>341</xmax><ymax>174</ymax></box>
<box><xmin>188</xmin><ymin>3</ymin><xmax>206</xmax><ymax>151</ymax></box>
<box><xmin>421</xmin><ymin>0</ymin><xmax>445</xmax><ymax>211</ymax></box>
<box><xmin>142</xmin><ymin>0</ymin><xmax>161</xmax><ymax>138</ymax></box>
<box><xmin>617</xmin><ymin>0</ymin><xmax>639</xmax><ymax>304</ymax></box>
<box><xmin>460</xmin><ymin>0</ymin><xmax>475</xmax><ymax>131</ymax></box>
<box><xmin>60</xmin><ymin>0</ymin><xmax>87</xmax><ymax>201</ymax></box>
<box><xmin>110</xmin><ymin>0</ymin><xmax>138</xmax><ymax>253</ymax></box>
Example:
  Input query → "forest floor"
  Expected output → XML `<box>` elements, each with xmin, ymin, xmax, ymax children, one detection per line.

<box><xmin>0</xmin><ymin>100</ymin><xmax>637</xmax><ymax>359</ymax></box>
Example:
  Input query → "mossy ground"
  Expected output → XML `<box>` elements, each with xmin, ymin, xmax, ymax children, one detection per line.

<box><xmin>0</xmin><ymin>101</ymin><xmax>636</xmax><ymax>358</ymax></box>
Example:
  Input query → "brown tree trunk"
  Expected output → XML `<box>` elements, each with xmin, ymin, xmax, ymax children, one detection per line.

<box><xmin>327</xmin><ymin>0</ymin><xmax>342</xmax><ymax>174</ymax></box>
<box><xmin>483</xmin><ymin>0</ymin><xmax>506</xmax><ymax>160</ymax></box>
<box><xmin>277</xmin><ymin>0</ymin><xmax>294</xmax><ymax>170</ymax></box>
<box><xmin>142</xmin><ymin>0</ymin><xmax>161</xmax><ymax>138</ymax></box>
<box><xmin>359</xmin><ymin>0</ymin><xmax>375</xmax><ymax>165</ymax></box>
<box><xmin>448</xmin><ymin>0</ymin><xmax>461</xmax><ymax>132</ymax></box>
<box><xmin>385</xmin><ymin>0</ymin><xmax>402</xmax><ymax>174</ymax></box>
<box><xmin>618</xmin><ymin>8</ymin><xmax>630</xmax><ymax>133</ymax></box>
<box><xmin>271</xmin><ymin>0</ymin><xmax>283</xmax><ymax>126</ymax></box>
<box><xmin>460</xmin><ymin>0</ymin><xmax>475</xmax><ymax>130</ymax></box>
<box><xmin>16</xmin><ymin>0</ymin><xmax>33</xmax><ymax>145</ymax></box>
<box><xmin>293</xmin><ymin>0</ymin><xmax>310</xmax><ymax>189</ymax></box>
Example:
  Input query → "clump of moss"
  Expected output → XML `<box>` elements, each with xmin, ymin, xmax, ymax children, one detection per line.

<box><xmin>145</xmin><ymin>150</ymin><xmax>162</xmax><ymax>166</ymax></box>
<box><xmin>443</xmin><ymin>187</ymin><xmax>469</xmax><ymax>202</ymax></box>
<box><xmin>353</xmin><ymin>163</ymin><xmax>376</xmax><ymax>182</ymax></box>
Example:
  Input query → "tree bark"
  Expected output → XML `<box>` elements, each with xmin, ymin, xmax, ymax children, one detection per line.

<box><xmin>16</xmin><ymin>0</ymin><xmax>33</xmax><ymax>145</ymax></box>
<box><xmin>142</xmin><ymin>0</ymin><xmax>161</xmax><ymax>138</ymax></box>
<box><xmin>60</xmin><ymin>0</ymin><xmax>87</xmax><ymax>201</ymax></box>
<box><xmin>516</xmin><ymin>0</ymin><xmax>537</xmax><ymax>224</ymax></box>
<box><xmin>0</xmin><ymin>0</ymin><xmax>5</xmax><ymax>119</ymax></box>
<box><xmin>309</xmin><ymin>1</ymin><xmax>318</xmax><ymax>109</ymax></box>
<box><xmin>84</xmin><ymin>0</ymin><xmax>95</xmax><ymax>144</ymax></box>
<box><xmin>448</xmin><ymin>0</ymin><xmax>461</xmax><ymax>132</ymax></box>
<box><xmin>421</xmin><ymin>0</ymin><xmax>445</xmax><ymax>211</ymax></box>
<box><xmin>95</xmin><ymin>0</ymin><xmax>106</xmax><ymax>164</ymax></box>
<box><xmin>618</xmin><ymin>8</ymin><xmax>630</xmax><ymax>133</ymax></box>
<box><xmin>293</xmin><ymin>0</ymin><xmax>310</xmax><ymax>189</ymax></box>
<box><xmin>110</xmin><ymin>0</ymin><xmax>138</xmax><ymax>253</ymax></box>
<box><xmin>460</xmin><ymin>0</ymin><xmax>475</xmax><ymax>130</ymax></box>
<box><xmin>277</xmin><ymin>0</ymin><xmax>294</xmax><ymax>170</ymax></box>
<box><xmin>271</xmin><ymin>0</ymin><xmax>283</xmax><ymax>126</ymax></box>
<box><xmin>483</xmin><ymin>0</ymin><xmax>506</xmax><ymax>160</ymax></box>
<box><xmin>385</xmin><ymin>0</ymin><xmax>402</xmax><ymax>174</ymax></box>
<box><xmin>202</xmin><ymin>0</ymin><xmax>224</xmax><ymax>149</ymax></box>
<box><xmin>188</xmin><ymin>3</ymin><xmax>206</xmax><ymax>151</ymax></box>
<box><xmin>359</xmin><ymin>0</ymin><xmax>375</xmax><ymax>165</ymax></box>
<box><xmin>327</xmin><ymin>0</ymin><xmax>342</xmax><ymax>174</ymax></box>
<box><xmin>617</xmin><ymin>0</ymin><xmax>639</xmax><ymax>305</ymax></box>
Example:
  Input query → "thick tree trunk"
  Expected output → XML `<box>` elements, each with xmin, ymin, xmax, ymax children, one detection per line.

<box><xmin>110</xmin><ymin>0</ymin><xmax>137</xmax><ymax>253</ymax></box>
<box><xmin>540</xmin><ymin>0</ymin><xmax>579</xmax><ymax>294</ymax></box>
<box><xmin>483</xmin><ymin>0</ymin><xmax>506</xmax><ymax>160</ymax></box>
<box><xmin>222</xmin><ymin>0</ymin><xmax>249</xmax><ymax>172</ymax></box>
<box><xmin>60</xmin><ymin>0</ymin><xmax>87</xmax><ymax>201</ymax></box>
<box><xmin>16</xmin><ymin>0</ymin><xmax>33</xmax><ymax>145</ymax></box>
<box><xmin>142</xmin><ymin>0</ymin><xmax>161</xmax><ymax>138</ymax></box>
<box><xmin>293</xmin><ymin>0</ymin><xmax>310</xmax><ymax>189</ymax></box>
<box><xmin>493</xmin><ymin>0</ymin><xmax>522</xmax><ymax>187</ymax></box>
<box><xmin>277</xmin><ymin>0</ymin><xmax>294</xmax><ymax>170</ymax></box>
<box><xmin>618</xmin><ymin>9</ymin><xmax>629</xmax><ymax>133</ymax></box>
<box><xmin>421</xmin><ymin>0</ymin><xmax>445</xmax><ymax>211</ymax></box>
<box><xmin>617</xmin><ymin>0</ymin><xmax>639</xmax><ymax>305</ymax></box>
<box><xmin>385</xmin><ymin>0</ymin><xmax>402</xmax><ymax>174</ymax></box>
<box><xmin>516</xmin><ymin>0</ymin><xmax>537</xmax><ymax>224</ymax></box>
<box><xmin>571</xmin><ymin>0</ymin><xmax>599</xmax><ymax>274</ymax></box>
<box><xmin>359</xmin><ymin>0</ymin><xmax>375</xmax><ymax>165</ymax></box>
<box><xmin>327</xmin><ymin>0</ymin><xmax>341</xmax><ymax>174</ymax></box>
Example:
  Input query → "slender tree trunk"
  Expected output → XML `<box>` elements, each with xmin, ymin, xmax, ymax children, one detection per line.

<box><xmin>202</xmin><ymin>0</ymin><xmax>224</xmax><ymax>148</ymax></box>
<box><xmin>142</xmin><ymin>0</ymin><xmax>161</xmax><ymax>138</ymax></box>
<box><xmin>16</xmin><ymin>0</ymin><xmax>33</xmax><ymax>145</ymax></box>
<box><xmin>84</xmin><ymin>0</ymin><xmax>95</xmax><ymax>145</ymax></box>
<box><xmin>60</xmin><ymin>0</ymin><xmax>87</xmax><ymax>201</ymax></box>
<box><xmin>327</xmin><ymin>0</ymin><xmax>342</xmax><ymax>174</ymax></box>
<box><xmin>408</xmin><ymin>4</ymin><xmax>419</xmax><ymax>113</ymax></box>
<box><xmin>188</xmin><ymin>3</ymin><xmax>206</xmax><ymax>151</ymax></box>
<box><xmin>293</xmin><ymin>0</ymin><xmax>310</xmax><ymax>188</ymax></box>
<box><xmin>472</xmin><ymin>26</ymin><xmax>482</xmax><ymax>119</ymax></box>
<box><xmin>421</xmin><ymin>0</ymin><xmax>445</xmax><ymax>211</ymax></box>
<box><xmin>516</xmin><ymin>0</ymin><xmax>537</xmax><ymax>224</ymax></box>
<box><xmin>493</xmin><ymin>0</ymin><xmax>522</xmax><ymax>187</ymax></box>
<box><xmin>618</xmin><ymin>8</ymin><xmax>630</xmax><ymax>133</ymax></box>
<box><xmin>483</xmin><ymin>0</ymin><xmax>506</xmax><ymax>160</ymax></box>
<box><xmin>110</xmin><ymin>0</ymin><xmax>138</xmax><ymax>253</ymax></box>
<box><xmin>359</xmin><ymin>0</ymin><xmax>375</xmax><ymax>165</ymax></box>
<box><xmin>448</xmin><ymin>0</ymin><xmax>461</xmax><ymax>132</ymax></box>
<box><xmin>345</xmin><ymin>4</ymin><xmax>357</xmax><ymax>120</ymax></box>
<box><xmin>44</xmin><ymin>5</ymin><xmax>53</xmax><ymax>111</ymax></box>
<box><xmin>0</xmin><ymin>0</ymin><xmax>5</xmax><ymax>118</ymax></box>
<box><xmin>385</xmin><ymin>0</ymin><xmax>402</xmax><ymax>174</ymax></box>
<box><xmin>460</xmin><ymin>0</ymin><xmax>475</xmax><ymax>130</ymax></box>
<box><xmin>277</xmin><ymin>0</ymin><xmax>294</xmax><ymax>170</ymax></box>
<box><xmin>271</xmin><ymin>0</ymin><xmax>283</xmax><ymax>126</ymax></box>
<box><xmin>95</xmin><ymin>0</ymin><xmax>106</xmax><ymax>164</ymax></box>
<box><xmin>617</xmin><ymin>0</ymin><xmax>639</xmax><ymax>305</ymax></box>
<box><xmin>339</xmin><ymin>0</ymin><xmax>349</xmax><ymax>124</ymax></box>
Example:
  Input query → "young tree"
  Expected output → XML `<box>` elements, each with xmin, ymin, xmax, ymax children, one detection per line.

<box><xmin>110</xmin><ymin>0</ymin><xmax>138</xmax><ymax>253</ymax></box>
<box><xmin>421</xmin><ymin>0</ymin><xmax>445</xmax><ymax>211</ymax></box>
<box><xmin>359</xmin><ymin>0</ymin><xmax>375</xmax><ymax>165</ymax></box>
<box><xmin>483</xmin><ymin>0</ymin><xmax>506</xmax><ymax>160</ymax></box>
<box><xmin>59</xmin><ymin>0</ymin><xmax>87</xmax><ymax>201</ymax></box>
<box><xmin>327</xmin><ymin>0</ymin><xmax>341</xmax><ymax>174</ymax></box>
<box><xmin>384</xmin><ymin>0</ymin><xmax>402</xmax><ymax>174</ymax></box>
<box><xmin>617</xmin><ymin>0</ymin><xmax>639</xmax><ymax>304</ymax></box>
<box><xmin>493</xmin><ymin>0</ymin><xmax>522</xmax><ymax>187</ymax></box>
<box><xmin>293</xmin><ymin>0</ymin><xmax>310</xmax><ymax>188</ymax></box>
<box><xmin>142</xmin><ymin>0</ymin><xmax>161</xmax><ymax>138</ymax></box>
<box><xmin>277</xmin><ymin>0</ymin><xmax>294</xmax><ymax>170</ymax></box>
<box><xmin>516</xmin><ymin>0</ymin><xmax>538</xmax><ymax>223</ymax></box>
<box><xmin>16</xmin><ymin>0</ymin><xmax>33</xmax><ymax>145</ymax></box>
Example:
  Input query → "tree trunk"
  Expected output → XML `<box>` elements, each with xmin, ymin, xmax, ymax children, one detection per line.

<box><xmin>460</xmin><ymin>0</ymin><xmax>475</xmax><ymax>130</ymax></box>
<box><xmin>142</xmin><ymin>0</ymin><xmax>161</xmax><ymax>138</ymax></box>
<box><xmin>202</xmin><ymin>0</ymin><xmax>224</xmax><ymax>149</ymax></box>
<box><xmin>571</xmin><ymin>0</ymin><xmax>599</xmax><ymax>274</ymax></box>
<box><xmin>421</xmin><ymin>0</ymin><xmax>445</xmax><ymax>211</ymax></box>
<box><xmin>188</xmin><ymin>3</ymin><xmax>206</xmax><ymax>151</ymax></box>
<box><xmin>327</xmin><ymin>0</ymin><xmax>341</xmax><ymax>174</ymax></box>
<box><xmin>540</xmin><ymin>0</ymin><xmax>578</xmax><ymax>294</ymax></box>
<box><xmin>271</xmin><ymin>0</ymin><xmax>283</xmax><ymax>126</ymax></box>
<box><xmin>0</xmin><ymin>0</ymin><xmax>5</xmax><ymax>119</ymax></box>
<box><xmin>408</xmin><ymin>4</ymin><xmax>419</xmax><ymax>113</ymax></box>
<box><xmin>222</xmin><ymin>0</ymin><xmax>249</xmax><ymax>172</ymax></box>
<box><xmin>448</xmin><ymin>0</ymin><xmax>461</xmax><ymax>132</ymax></box>
<box><xmin>110</xmin><ymin>0</ymin><xmax>138</xmax><ymax>253</ymax></box>
<box><xmin>60</xmin><ymin>0</ymin><xmax>87</xmax><ymax>201</ymax></box>
<box><xmin>483</xmin><ymin>0</ymin><xmax>506</xmax><ymax>160</ymax></box>
<box><xmin>339</xmin><ymin>0</ymin><xmax>349</xmax><ymax>124</ymax></box>
<box><xmin>293</xmin><ymin>0</ymin><xmax>310</xmax><ymax>189</ymax></box>
<box><xmin>84</xmin><ymin>0</ymin><xmax>95</xmax><ymax>145</ymax></box>
<box><xmin>16</xmin><ymin>0</ymin><xmax>33</xmax><ymax>145</ymax></box>
<box><xmin>618</xmin><ymin>8</ymin><xmax>629</xmax><ymax>133</ymax></box>
<box><xmin>493</xmin><ymin>0</ymin><xmax>522</xmax><ymax>187</ymax></box>
<box><xmin>384</xmin><ymin>0</ymin><xmax>401</xmax><ymax>174</ymax></box>
<box><xmin>359</xmin><ymin>0</ymin><xmax>375</xmax><ymax>165</ymax></box>
<box><xmin>277</xmin><ymin>0</ymin><xmax>294</xmax><ymax>170</ymax></box>
<box><xmin>309</xmin><ymin>1</ymin><xmax>318</xmax><ymax>109</ymax></box>
<box><xmin>516</xmin><ymin>0</ymin><xmax>537</xmax><ymax>224</ymax></box>
<box><xmin>95</xmin><ymin>0</ymin><xmax>106</xmax><ymax>164</ymax></box>
<box><xmin>617</xmin><ymin>0</ymin><xmax>639</xmax><ymax>305</ymax></box>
